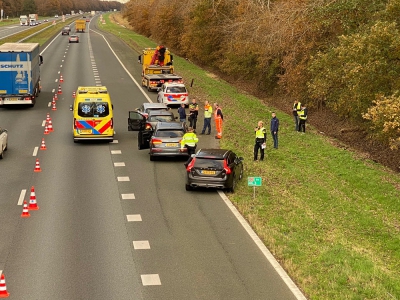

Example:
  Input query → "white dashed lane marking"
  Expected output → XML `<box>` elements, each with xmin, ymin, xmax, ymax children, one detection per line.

<box><xmin>55</xmin><ymin>79</ymin><xmax>58</xmax><ymax>82</ymax></box>
<box><xmin>117</xmin><ymin>176</ymin><xmax>130</xmax><ymax>182</ymax></box>
<box><xmin>111</xmin><ymin>150</ymin><xmax>121</xmax><ymax>154</ymax></box>
<box><xmin>32</xmin><ymin>147</ymin><xmax>38</xmax><ymax>157</ymax></box>
<box><xmin>126</xmin><ymin>214</ymin><xmax>142</xmax><ymax>222</ymax></box>
<box><xmin>52</xmin><ymin>88</ymin><xmax>55</xmax><ymax>93</ymax></box>
<box><xmin>48</xmin><ymin>102</ymin><xmax>51</xmax><ymax>107</ymax></box>
<box><xmin>17</xmin><ymin>189</ymin><xmax>27</xmax><ymax>205</ymax></box>
<box><xmin>111</xmin><ymin>140</ymin><xmax>118</xmax><ymax>143</ymax></box>
<box><xmin>60</xmin><ymin>65</ymin><xmax>63</xmax><ymax>68</ymax></box>
<box><xmin>42</xmin><ymin>120</ymin><xmax>46</xmax><ymax>127</ymax></box>
<box><xmin>121</xmin><ymin>193</ymin><xmax>135</xmax><ymax>199</ymax></box>
<box><xmin>141</xmin><ymin>274</ymin><xmax>161</xmax><ymax>286</ymax></box>
<box><xmin>133</xmin><ymin>241</ymin><xmax>150</xmax><ymax>249</ymax></box>
<box><xmin>114</xmin><ymin>162</ymin><xmax>125</xmax><ymax>167</ymax></box>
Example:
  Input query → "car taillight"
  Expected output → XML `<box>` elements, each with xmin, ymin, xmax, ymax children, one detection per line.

<box><xmin>223</xmin><ymin>159</ymin><xmax>231</xmax><ymax>174</ymax></box>
<box><xmin>25</xmin><ymin>97</ymin><xmax>31</xmax><ymax>100</ymax></box>
<box><xmin>186</xmin><ymin>158</ymin><xmax>196</xmax><ymax>172</ymax></box>
<box><xmin>152</xmin><ymin>138</ymin><xmax>162</xmax><ymax>145</ymax></box>
<box><xmin>145</xmin><ymin>123</ymin><xmax>152</xmax><ymax>130</ymax></box>
<box><xmin>73</xmin><ymin>118</ymin><xmax>77</xmax><ymax>129</ymax></box>
<box><xmin>110</xmin><ymin>118</ymin><xmax>113</xmax><ymax>129</ymax></box>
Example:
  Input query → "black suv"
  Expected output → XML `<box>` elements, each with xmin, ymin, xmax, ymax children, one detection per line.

<box><xmin>185</xmin><ymin>149</ymin><xmax>244</xmax><ymax>192</ymax></box>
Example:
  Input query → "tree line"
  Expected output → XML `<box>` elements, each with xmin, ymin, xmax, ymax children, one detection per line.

<box><xmin>122</xmin><ymin>0</ymin><xmax>400</xmax><ymax>149</ymax></box>
<box><xmin>0</xmin><ymin>0</ymin><xmax>123</xmax><ymax>18</ymax></box>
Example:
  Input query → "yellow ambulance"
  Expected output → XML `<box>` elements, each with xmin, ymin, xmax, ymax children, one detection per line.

<box><xmin>71</xmin><ymin>86</ymin><xmax>114</xmax><ymax>142</ymax></box>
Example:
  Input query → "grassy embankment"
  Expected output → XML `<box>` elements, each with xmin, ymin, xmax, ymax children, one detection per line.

<box><xmin>98</xmin><ymin>13</ymin><xmax>400</xmax><ymax>299</ymax></box>
<box><xmin>0</xmin><ymin>17</ymin><xmax>79</xmax><ymax>45</ymax></box>
<box><xmin>0</xmin><ymin>19</ymin><xmax>20</xmax><ymax>27</ymax></box>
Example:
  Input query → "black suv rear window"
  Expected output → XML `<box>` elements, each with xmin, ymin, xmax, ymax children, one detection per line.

<box><xmin>155</xmin><ymin>130</ymin><xmax>184</xmax><ymax>138</ymax></box>
<box><xmin>77</xmin><ymin>102</ymin><xmax>109</xmax><ymax>118</ymax></box>
<box><xmin>194</xmin><ymin>158</ymin><xmax>223</xmax><ymax>169</ymax></box>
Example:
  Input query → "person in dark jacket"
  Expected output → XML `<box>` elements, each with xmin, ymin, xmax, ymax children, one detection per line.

<box><xmin>177</xmin><ymin>103</ymin><xmax>187</xmax><ymax>127</ymax></box>
<box><xmin>270</xmin><ymin>112</ymin><xmax>279</xmax><ymax>149</ymax></box>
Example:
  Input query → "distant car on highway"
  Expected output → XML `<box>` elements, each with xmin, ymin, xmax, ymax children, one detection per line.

<box><xmin>62</xmin><ymin>26</ymin><xmax>70</xmax><ymax>35</ymax></box>
<box><xmin>0</xmin><ymin>128</ymin><xmax>8</xmax><ymax>159</ymax></box>
<box><xmin>69</xmin><ymin>35</ymin><xmax>79</xmax><ymax>43</ymax></box>
<box><xmin>55</xmin><ymin>14</ymin><xmax>59</xmax><ymax>18</ymax></box>
<box><xmin>157</xmin><ymin>83</ymin><xmax>189</xmax><ymax>107</ymax></box>
<box><xmin>185</xmin><ymin>149</ymin><xmax>244</xmax><ymax>192</ymax></box>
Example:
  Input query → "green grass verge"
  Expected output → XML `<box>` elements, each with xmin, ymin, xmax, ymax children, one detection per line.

<box><xmin>0</xmin><ymin>19</ymin><xmax>19</xmax><ymax>27</ymax></box>
<box><xmin>98</xmin><ymin>13</ymin><xmax>400</xmax><ymax>299</ymax></box>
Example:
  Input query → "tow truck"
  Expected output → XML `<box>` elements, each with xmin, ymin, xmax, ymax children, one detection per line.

<box><xmin>138</xmin><ymin>45</ymin><xmax>183</xmax><ymax>92</ymax></box>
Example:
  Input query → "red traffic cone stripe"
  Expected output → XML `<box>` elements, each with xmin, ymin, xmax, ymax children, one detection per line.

<box><xmin>60</xmin><ymin>75</ymin><xmax>64</xmax><ymax>82</ymax></box>
<box><xmin>72</xmin><ymin>91</ymin><xmax>76</xmax><ymax>98</ymax></box>
<box><xmin>54</xmin><ymin>93</ymin><xmax>58</xmax><ymax>100</ymax></box>
<box><xmin>52</xmin><ymin>102</ymin><xmax>57</xmax><ymax>111</ymax></box>
<box><xmin>57</xmin><ymin>85</ymin><xmax>62</xmax><ymax>94</ymax></box>
<box><xmin>44</xmin><ymin>125</ymin><xmax>49</xmax><ymax>135</ymax></box>
<box><xmin>47</xmin><ymin>120</ymin><xmax>54</xmax><ymax>132</ymax></box>
<box><xmin>34</xmin><ymin>158</ymin><xmax>42</xmax><ymax>172</ymax></box>
<box><xmin>21</xmin><ymin>201</ymin><xmax>30</xmax><ymax>218</ymax></box>
<box><xmin>28</xmin><ymin>186</ymin><xmax>39</xmax><ymax>210</ymax></box>
<box><xmin>0</xmin><ymin>273</ymin><xmax>10</xmax><ymax>298</ymax></box>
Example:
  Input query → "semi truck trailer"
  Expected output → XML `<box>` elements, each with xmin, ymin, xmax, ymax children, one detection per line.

<box><xmin>0</xmin><ymin>43</ymin><xmax>43</xmax><ymax>107</ymax></box>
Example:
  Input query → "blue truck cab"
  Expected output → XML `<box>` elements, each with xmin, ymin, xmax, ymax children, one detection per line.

<box><xmin>0</xmin><ymin>43</ymin><xmax>43</xmax><ymax>107</ymax></box>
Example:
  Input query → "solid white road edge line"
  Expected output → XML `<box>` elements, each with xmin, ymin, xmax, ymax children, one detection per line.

<box><xmin>217</xmin><ymin>190</ymin><xmax>307</xmax><ymax>300</ymax></box>
<box><xmin>90</xmin><ymin>29</ymin><xmax>152</xmax><ymax>103</ymax></box>
<box><xmin>32</xmin><ymin>147</ymin><xmax>39</xmax><ymax>157</ymax></box>
<box><xmin>17</xmin><ymin>189</ymin><xmax>27</xmax><ymax>205</ymax></box>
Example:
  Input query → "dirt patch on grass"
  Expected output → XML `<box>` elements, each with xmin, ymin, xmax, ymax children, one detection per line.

<box><xmin>109</xmin><ymin>13</ymin><xmax>133</xmax><ymax>30</ymax></box>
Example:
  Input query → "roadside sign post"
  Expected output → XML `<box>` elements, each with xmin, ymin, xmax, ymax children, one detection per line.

<box><xmin>248</xmin><ymin>177</ymin><xmax>262</xmax><ymax>199</ymax></box>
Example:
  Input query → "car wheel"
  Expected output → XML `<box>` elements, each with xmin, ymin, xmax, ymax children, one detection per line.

<box><xmin>150</xmin><ymin>155</ymin><xmax>156</xmax><ymax>161</ymax></box>
<box><xmin>138</xmin><ymin>143</ymin><xmax>143</xmax><ymax>150</ymax></box>
<box><xmin>0</xmin><ymin>149</ymin><xmax>3</xmax><ymax>159</ymax></box>
<box><xmin>4</xmin><ymin>143</ymin><xmax>7</xmax><ymax>151</ymax></box>
<box><xmin>185</xmin><ymin>184</ymin><xmax>193</xmax><ymax>191</ymax></box>
<box><xmin>228</xmin><ymin>177</ymin><xmax>236</xmax><ymax>193</ymax></box>
<box><xmin>147</xmin><ymin>86</ymin><xmax>152</xmax><ymax>92</ymax></box>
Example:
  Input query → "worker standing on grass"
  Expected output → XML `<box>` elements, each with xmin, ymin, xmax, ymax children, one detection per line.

<box><xmin>270</xmin><ymin>112</ymin><xmax>279</xmax><ymax>149</ymax></box>
<box><xmin>254</xmin><ymin>121</ymin><xmax>267</xmax><ymax>161</ymax></box>
<box><xmin>201</xmin><ymin>100</ymin><xmax>213</xmax><ymax>135</ymax></box>
<box><xmin>292</xmin><ymin>99</ymin><xmax>301</xmax><ymax>131</ymax></box>
<box><xmin>214</xmin><ymin>103</ymin><xmax>223</xmax><ymax>139</ymax></box>
<box><xmin>180</xmin><ymin>127</ymin><xmax>198</xmax><ymax>156</ymax></box>
<box><xmin>188</xmin><ymin>98</ymin><xmax>199</xmax><ymax>132</ymax></box>
<box><xmin>298</xmin><ymin>104</ymin><xmax>308</xmax><ymax>133</ymax></box>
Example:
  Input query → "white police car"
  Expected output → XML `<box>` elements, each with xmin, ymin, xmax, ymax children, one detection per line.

<box><xmin>157</xmin><ymin>83</ymin><xmax>189</xmax><ymax>107</ymax></box>
<box><xmin>0</xmin><ymin>128</ymin><xmax>8</xmax><ymax>159</ymax></box>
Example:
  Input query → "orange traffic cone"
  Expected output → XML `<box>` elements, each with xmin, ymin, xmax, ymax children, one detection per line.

<box><xmin>34</xmin><ymin>158</ymin><xmax>42</xmax><ymax>172</ymax></box>
<box><xmin>0</xmin><ymin>273</ymin><xmax>9</xmax><ymax>298</ymax></box>
<box><xmin>60</xmin><ymin>74</ymin><xmax>64</xmax><ymax>83</ymax></box>
<box><xmin>44</xmin><ymin>124</ymin><xmax>49</xmax><ymax>135</ymax></box>
<box><xmin>52</xmin><ymin>102</ymin><xmax>57</xmax><ymax>111</ymax></box>
<box><xmin>40</xmin><ymin>138</ymin><xmax>47</xmax><ymax>150</ymax></box>
<box><xmin>46</xmin><ymin>113</ymin><xmax>50</xmax><ymax>122</ymax></box>
<box><xmin>47</xmin><ymin>119</ymin><xmax>54</xmax><ymax>132</ymax></box>
<box><xmin>28</xmin><ymin>186</ymin><xmax>39</xmax><ymax>210</ymax></box>
<box><xmin>57</xmin><ymin>85</ymin><xmax>62</xmax><ymax>94</ymax></box>
<box><xmin>21</xmin><ymin>201</ymin><xmax>30</xmax><ymax>218</ymax></box>
<box><xmin>54</xmin><ymin>93</ymin><xmax>58</xmax><ymax>101</ymax></box>
<box><xmin>72</xmin><ymin>91</ymin><xmax>76</xmax><ymax>98</ymax></box>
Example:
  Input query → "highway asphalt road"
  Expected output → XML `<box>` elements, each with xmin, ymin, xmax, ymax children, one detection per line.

<box><xmin>0</xmin><ymin>17</ymin><xmax>305</xmax><ymax>299</ymax></box>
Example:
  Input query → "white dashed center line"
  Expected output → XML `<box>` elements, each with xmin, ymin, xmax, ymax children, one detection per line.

<box><xmin>111</xmin><ymin>140</ymin><xmax>118</xmax><ymax>144</ymax></box>
<box><xmin>111</xmin><ymin>150</ymin><xmax>122</xmax><ymax>154</ymax></box>
<box><xmin>42</xmin><ymin>120</ymin><xmax>46</xmax><ymax>127</ymax></box>
<box><xmin>55</xmin><ymin>79</ymin><xmax>58</xmax><ymax>82</ymax></box>
<box><xmin>114</xmin><ymin>162</ymin><xmax>125</xmax><ymax>167</ymax></box>
<box><xmin>60</xmin><ymin>65</ymin><xmax>63</xmax><ymax>68</ymax></box>
<box><xmin>133</xmin><ymin>241</ymin><xmax>150</xmax><ymax>249</ymax></box>
<box><xmin>17</xmin><ymin>189</ymin><xmax>27</xmax><ymax>205</ymax></box>
<box><xmin>121</xmin><ymin>193</ymin><xmax>135</xmax><ymax>200</ymax></box>
<box><xmin>52</xmin><ymin>88</ymin><xmax>55</xmax><ymax>93</ymax></box>
<box><xmin>32</xmin><ymin>147</ymin><xmax>39</xmax><ymax>157</ymax></box>
<box><xmin>141</xmin><ymin>274</ymin><xmax>161</xmax><ymax>286</ymax></box>
<box><xmin>126</xmin><ymin>214</ymin><xmax>142</xmax><ymax>222</ymax></box>
<box><xmin>117</xmin><ymin>176</ymin><xmax>130</xmax><ymax>182</ymax></box>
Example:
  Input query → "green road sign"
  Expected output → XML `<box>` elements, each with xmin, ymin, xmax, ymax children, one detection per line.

<box><xmin>248</xmin><ymin>177</ymin><xmax>262</xmax><ymax>187</ymax></box>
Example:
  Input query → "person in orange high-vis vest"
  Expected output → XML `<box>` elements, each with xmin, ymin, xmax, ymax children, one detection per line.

<box><xmin>214</xmin><ymin>103</ymin><xmax>223</xmax><ymax>139</ymax></box>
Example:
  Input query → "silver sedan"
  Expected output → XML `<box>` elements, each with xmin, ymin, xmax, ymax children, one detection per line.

<box><xmin>0</xmin><ymin>128</ymin><xmax>8</xmax><ymax>159</ymax></box>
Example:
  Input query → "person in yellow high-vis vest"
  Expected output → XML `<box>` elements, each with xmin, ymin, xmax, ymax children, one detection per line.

<box><xmin>298</xmin><ymin>104</ymin><xmax>308</xmax><ymax>133</ymax></box>
<box><xmin>254</xmin><ymin>121</ymin><xmax>267</xmax><ymax>161</ymax></box>
<box><xmin>201</xmin><ymin>100</ymin><xmax>213</xmax><ymax>135</ymax></box>
<box><xmin>180</xmin><ymin>127</ymin><xmax>199</xmax><ymax>156</ymax></box>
